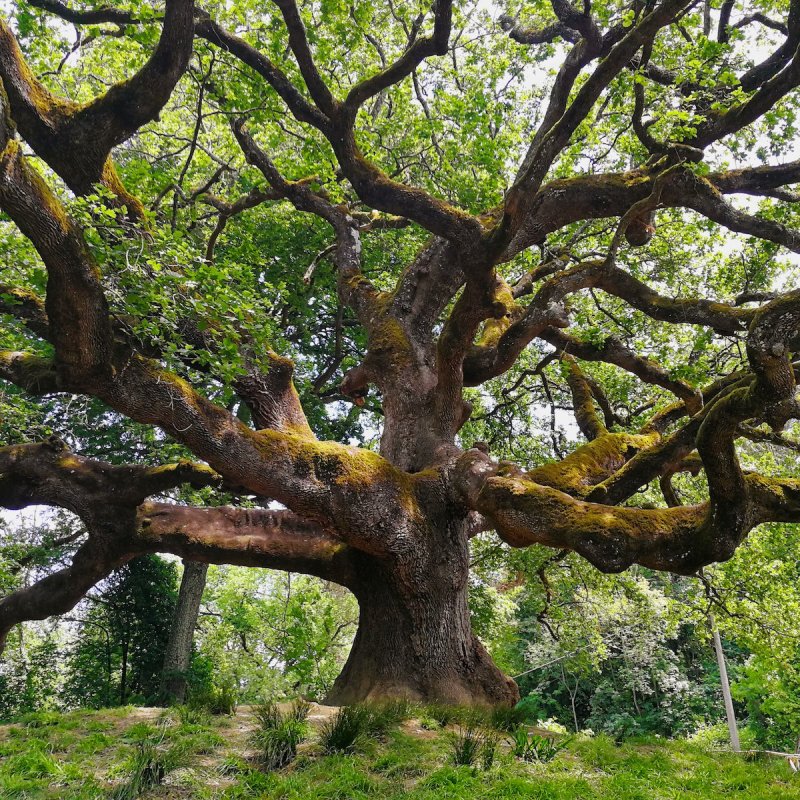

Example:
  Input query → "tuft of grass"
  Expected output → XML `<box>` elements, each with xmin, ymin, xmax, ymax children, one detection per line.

<box><xmin>423</xmin><ymin>703</ymin><xmax>477</xmax><ymax>728</ymax></box>
<box><xmin>110</xmin><ymin>734</ymin><xmax>188</xmax><ymax>800</ymax></box>
<box><xmin>189</xmin><ymin>682</ymin><xmax>237</xmax><ymax>716</ymax></box>
<box><xmin>448</xmin><ymin>724</ymin><xmax>498</xmax><ymax>770</ymax></box>
<box><xmin>489</xmin><ymin>702</ymin><xmax>531</xmax><ymax>733</ymax></box>
<box><xmin>252</xmin><ymin>700</ymin><xmax>310</xmax><ymax>770</ymax></box>
<box><xmin>318</xmin><ymin>705</ymin><xmax>372</xmax><ymax>754</ymax></box>
<box><xmin>175</xmin><ymin>704</ymin><xmax>211</xmax><ymax>727</ymax></box>
<box><xmin>362</xmin><ymin>699</ymin><xmax>414</xmax><ymax>738</ymax></box>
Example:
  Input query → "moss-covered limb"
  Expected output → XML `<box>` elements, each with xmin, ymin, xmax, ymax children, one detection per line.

<box><xmin>0</xmin><ymin>284</ymin><xmax>49</xmax><ymax>339</ymax></box>
<box><xmin>468</xmin><ymin>471</ymin><xmax>712</xmax><ymax>574</ymax></box>
<box><xmin>387</xmin><ymin>240</ymin><xmax>465</xmax><ymax>348</ymax></box>
<box><xmin>593</xmin><ymin>262</ymin><xmax>753</xmax><ymax>336</ymax></box>
<box><xmin>0</xmin><ymin>136</ymin><xmax>114</xmax><ymax>388</ymax></box>
<box><xmin>26</xmin><ymin>0</ymin><xmax>135</xmax><ymax>26</ymax></box>
<box><xmin>690</xmin><ymin>28</ymin><xmax>800</xmax><ymax>147</ymax></box>
<box><xmin>680</xmin><ymin>172</ymin><xmax>800</xmax><ymax>254</ymax></box>
<box><xmin>328</xmin><ymin>126</ymin><xmax>485</xmax><ymax>247</ymax></box>
<box><xmin>467</xmin><ymin>256</ymin><xmax>753</xmax><ymax>387</ymax></box>
<box><xmin>458</xmin><ymin>293</ymin><xmax>800</xmax><ymax>571</ymax></box>
<box><xmin>0</xmin><ymin>1</ymin><xmax>194</xmax><ymax>214</ymax></box>
<box><xmin>233</xmin><ymin>353</ymin><xmax>315</xmax><ymax>438</ymax></box>
<box><xmin>585</xmin><ymin>418</ymin><xmax>701</xmax><ymax>504</ymax></box>
<box><xmin>562</xmin><ymin>357</ymin><xmax>607</xmax><ymax>440</ymax></box>
<box><xmin>0</xmin><ymin>440</ymin><xmax>218</xmax><ymax>513</ymax></box>
<box><xmin>0</xmin><ymin>130</ymin><xmax>412</xmax><ymax>536</ymax></box>
<box><xmin>503</xmin><ymin>0</ymin><xmax>692</xmax><ymax>231</ymax></box>
<box><xmin>455</xmin><ymin>449</ymin><xmax>800</xmax><ymax>575</ymax></box>
<box><xmin>213</xmin><ymin>10</ymin><xmax>481</xmax><ymax>247</ymax></box>
<box><xmin>462</xmin><ymin>267</ymin><xmax>574</xmax><ymax>387</ymax></box>
<box><xmin>271</xmin><ymin>0</ymin><xmax>339</xmax><ymax>117</ymax></box>
<box><xmin>0</xmin><ymin>437</ymin><xmax>373</xmax><ymax>575</ymax></box>
<box><xmin>499</xmin><ymin>13</ymin><xmax>579</xmax><ymax>45</ymax></box>
<box><xmin>137</xmin><ymin>502</ymin><xmax>356</xmax><ymax>586</ymax></box>
<box><xmin>463</xmin><ymin>253</ymin><xmax>749</xmax><ymax>388</ymax></box>
<box><xmin>693</xmin><ymin>293</ymin><xmax>800</xmax><ymax>526</ymax></box>
<box><xmin>474</xmin><ymin>278</ymin><xmax>525</xmax><ymax>349</ymax></box>
<box><xmin>500</xmin><ymin>155</ymin><xmax>800</xmax><ymax>269</ymax></box>
<box><xmin>586</xmin><ymin>374</ymin><xmax>755</xmax><ymax>505</ymax></box>
<box><xmin>0</xmin><ymin>351</ymin><xmax>60</xmax><ymax>395</ymax></box>
<box><xmin>231</xmin><ymin>121</ymin><xmax>384</xmax><ymax>328</ymax></box>
<box><xmin>711</xmin><ymin>158</ymin><xmax>800</xmax><ymax>196</ymax></box>
<box><xmin>195</xmin><ymin>15</ymin><xmax>328</xmax><ymax>131</ymax></box>
<box><xmin>526</xmin><ymin>430</ymin><xmax>660</xmax><ymax>497</ymax></box>
<box><xmin>739</xmin><ymin>423</ymin><xmax>800</xmax><ymax>453</ymax></box>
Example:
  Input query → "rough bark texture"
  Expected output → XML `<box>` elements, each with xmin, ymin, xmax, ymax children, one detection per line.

<box><xmin>2</xmin><ymin>0</ymin><xmax>800</xmax><ymax>708</ymax></box>
<box><xmin>160</xmin><ymin>560</ymin><xmax>209</xmax><ymax>705</ymax></box>
<box><xmin>327</xmin><ymin>528</ymin><xmax>518</xmax><ymax>707</ymax></box>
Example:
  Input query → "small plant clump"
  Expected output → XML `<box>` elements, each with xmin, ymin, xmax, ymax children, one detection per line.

<box><xmin>448</xmin><ymin>724</ymin><xmax>499</xmax><ymax>770</ymax></box>
<box><xmin>252</xmin><ymin>700</ymin><xmax>311</xmax><ymax>771</ymax></box>
<box><xmin>175</xmin><ymin>704</ymin><xmax>211</xmax><ymax>727</ymax></box>
<box><xmin>110</xmin><ymin>728</ymin><xmax>188</xmax><ymax>800</ymax></box>
<box><xmin>188</xmin><ymin>683</ymin><xmax>237</xmax><ymax>716</ymax></box>
<box><xmin>319</xmin><ymin>705</ymin><xmax>372</xmax><ymax>753</ymax></box>
<box><xmin>489</xmin><ymin>702</ymin><xmax>531</xmax><ymax>732</ymax></box>
<box><xmin>508</xmin><ymin>726</ymin><xmax>569</xmax><ymax>763</ymax></box>
<box><xmin>364</xmin><ymin>699</ymin><xmax>414</xmax><ymax>737</ymax></box>
<box><xmin>423</xmin><ymin>703</ymin><xmax>474</xmax><ymax>728</ymax></box>
<box><xmin>317</xmin><ymin>700</ymin><xmax>413</xmax><ymax>754</ymax></box>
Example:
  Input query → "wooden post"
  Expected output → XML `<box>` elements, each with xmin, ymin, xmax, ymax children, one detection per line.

<box><xmin>710</xmin><ymin>615</ymin><xmax>740</xmax><ymax>752</ymax></box>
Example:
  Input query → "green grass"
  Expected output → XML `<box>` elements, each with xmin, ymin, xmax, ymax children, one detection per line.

<box><xmin>1</xmin><ymin>705</ymin><xmax>800</xmax><ymax>799</ymax></box>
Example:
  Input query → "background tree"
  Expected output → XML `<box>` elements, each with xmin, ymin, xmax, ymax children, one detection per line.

<box><xmin>61</xmin><ymin>555</ymin><xmax>178</xmax><ymax>708</ymax></box>
<box><xmin>160</xmin><ymin>559</ymin><xmax>208</xmax><ymax>705</ymax></box>
<box><xmin>1</xmin><ymin>0</ymin><xmax>800</xmax><ymax>706</ymax></box>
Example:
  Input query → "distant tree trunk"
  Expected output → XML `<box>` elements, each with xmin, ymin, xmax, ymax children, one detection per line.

<box><xmin>160</xmin><ymin>560</ymin><xmax>208</xmax><ymax>704</ymax></box>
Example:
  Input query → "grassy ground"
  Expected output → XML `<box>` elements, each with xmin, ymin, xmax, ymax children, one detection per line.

<box><xmin>1</xmin><ymin>704</ymin><xmax>799</xmax><ymax>800</ymax></box>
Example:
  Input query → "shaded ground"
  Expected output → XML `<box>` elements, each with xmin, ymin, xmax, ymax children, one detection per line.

<box><xmin>1</xmin><ymin>704</ymin><xmax>799</xmax><ymax>799</ymax></box>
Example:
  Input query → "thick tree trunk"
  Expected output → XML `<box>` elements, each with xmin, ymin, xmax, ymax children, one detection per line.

<box><xmin>325</xmin><ymin>530</ymin><xmax>519</xmax><ymax>707</ymax></box>
<box><xmin>160</xmin><ymin>559</ymin><xmax>208</xmax><ymax>704</ymax></box>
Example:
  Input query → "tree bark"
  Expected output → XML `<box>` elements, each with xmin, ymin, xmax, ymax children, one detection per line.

<box><xmin>160</xmin><ymin>560</ymin><xmax>208</xmax><ymax>704</ymax></box>
<box><xmin>325</xmin><ymin>531</ymin><xmax>519</xmax><ymax>707</ymax></box>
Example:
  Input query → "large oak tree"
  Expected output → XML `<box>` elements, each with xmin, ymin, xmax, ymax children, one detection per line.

<box><xmin>1</xmin><ymin>0</ymin><xmax>800</xmax><ymax>706</ymax></box>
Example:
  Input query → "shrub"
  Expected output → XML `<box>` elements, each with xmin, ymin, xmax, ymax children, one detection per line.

<box><xmin>255</xmin><ymin>720</ymin><xmax>307</xmax><ymax>770</ymax></box>
<box><xmin>449</xmin><ymin>724</ymin><xmax>484</xmax><ymax>767</ymax></box>
<box><xmin>175</xmin><ymin>705</ymin><xmax>211</xmax><ymax>727</ymax></box>
<box><xmin>508</xmin><ymin>726</ymin><xmax>568</xmax><ymax>763</ymax></box>
<box><xmin>481</xmin><ymin>732</ymin><xmax>499</xmax><ymax>770</ymax></box>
